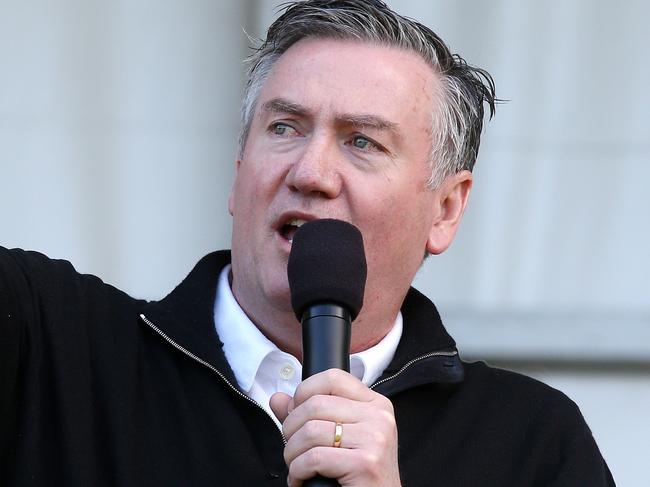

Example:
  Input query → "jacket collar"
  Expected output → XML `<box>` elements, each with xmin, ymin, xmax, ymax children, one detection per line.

<box><xmin>370</xmin><ymin>287</ymin><xmax>464</xmax><ymax>395</ymax></box>
<box><xmin>140</xmin><ymin>250</ymin><xmax>464</xmax><ymax>394</ymax></box>
<box><xmin>140</xmin><ymin>251</ymin><xmax>237</xmax><ymax>384</ymax></box>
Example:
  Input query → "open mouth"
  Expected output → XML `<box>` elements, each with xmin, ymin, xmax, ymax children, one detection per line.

<box><xmin>279</xmin><ymin>218</ymin><xmax>308</xmax><ymax>243</ymax></box>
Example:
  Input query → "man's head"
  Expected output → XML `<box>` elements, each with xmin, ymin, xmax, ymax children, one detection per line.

<box><xmin>228</xmin><ymin>0</ymin><xmax>496</xmax><ymax>356</ymax></box>
<box><xmin>239</xmin><ymin>0</ymin><xmax>496</xmax><ymax>189</ymax></box>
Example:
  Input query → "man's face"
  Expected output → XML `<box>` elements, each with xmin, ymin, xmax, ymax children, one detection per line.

<box><xmin>229</xmin><ymin>37</ymin><xmax>444</xmax><ymax>333</ymax></box>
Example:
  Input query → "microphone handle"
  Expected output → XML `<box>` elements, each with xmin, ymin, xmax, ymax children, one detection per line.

<box><xmin>301</xmin><ymin>303</ymin><xmax>351</xmax><ymax>379</ymax></box>
<box><xmin>301</xmin><ymin>303</ymin><xmax>351</xmax><ymax>487</ymax></box>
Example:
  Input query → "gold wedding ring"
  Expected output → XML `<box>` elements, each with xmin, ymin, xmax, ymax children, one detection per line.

<box><xmin>333</xmin><ymin>422</ymin><xmax>343</xmax><ymax>448</ymax></box>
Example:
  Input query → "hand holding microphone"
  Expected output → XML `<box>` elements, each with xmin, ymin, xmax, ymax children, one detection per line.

<box><xmin>269</xmin><ymin>219</ymin><xmax>401</xmax><ymax>487</ymax></box>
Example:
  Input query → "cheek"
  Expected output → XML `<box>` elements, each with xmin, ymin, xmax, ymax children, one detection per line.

<box><xmin>356</xmin><ymin>195</ymin><xmax>404</xmax><ymax>258</ymax></box>
<box><xmin>364</xmin><ymin>192</ymin><xmax>410</xmax><ymax>233</ymax></box>
<box><xmin>230</xmin><ymin>170</ymin><xmax>264</xmax><ymax>232</ymax></box>
<box><xmin>366</xmin><ymin>193</ymin><xmax>432</xmax><ymax>256</ymax></box>
<box><xmin>232</xmin><ymin>163</ymin><xmax>272</xmax><ymax>205</ymax></box>
<box><xmin>239</xmin><ymin>146</ymin><xmax>290</xmax><ymax>189</ymax></box>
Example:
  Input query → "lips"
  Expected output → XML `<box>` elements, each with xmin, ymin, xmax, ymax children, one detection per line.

<box><xmin>273</xmin><ymin>212</ymin><xmax>350</xmax><ymax>245</ymax></box>
<box><xmin>273</xmin><ymin>212</ymin><xmax>319</xmax><ymax>245</ymax></box>
<box><xmin>280</xmin><ymin>218</ymin><xmax>308</xmax><ymax>243</ymax></box>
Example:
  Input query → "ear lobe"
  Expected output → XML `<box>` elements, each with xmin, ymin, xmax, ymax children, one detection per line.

<box><xmin>228</xmin><ymin>159</ymin><xmax>242</xmax><ymax>216</ymax></box>
<box><xmin>425</xmin><ymin>171</ymin><xmax>473</xmax><ymax>255</ymax></box>
<box><xmin>227</xmin><ymin>192</ymin><xmax>235</xmax><ymax>216</ymax></box>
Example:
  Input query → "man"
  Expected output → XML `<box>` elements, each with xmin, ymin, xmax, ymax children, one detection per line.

<box><xmin>0</xmin><ymin>1</ymin><xmax>614</xmax><ymax>486</ymax></box>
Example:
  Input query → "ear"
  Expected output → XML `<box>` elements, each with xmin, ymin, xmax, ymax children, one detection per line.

<box><xmin>227</xmin><ymin>159</ymin><xmax>242</xmax><ymax>216</ymax></box>
<box><xmin>426</xmin><ymin>170</ymin><xmax>473</xmax><ymax>255</ymax></box>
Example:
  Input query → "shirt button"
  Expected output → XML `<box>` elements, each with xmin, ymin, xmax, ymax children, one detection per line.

<box><xmin>279</xmin><ymin>364</ymin><xmax>295</xmax><ymax>380</ymax></box>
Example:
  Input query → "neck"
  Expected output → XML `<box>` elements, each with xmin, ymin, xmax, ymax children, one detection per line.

<box><xmin>230</xmin><ymin>280</ymin><xmax>401</xmax><ymax>362</ymax></box>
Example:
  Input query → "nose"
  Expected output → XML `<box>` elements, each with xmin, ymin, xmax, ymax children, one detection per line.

<box><xmin>284</xmin><ymin>135</ymin><xmax>342</xmax><ymax>198</ymax></box>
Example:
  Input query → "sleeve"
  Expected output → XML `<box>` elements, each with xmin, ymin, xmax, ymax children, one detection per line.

<box><xmin>542</xmin><ymin>395</ymin><xmax>616</xmax><ymax>486</ymax></box>
<box><xmin>0</xmin><ymin>247</ymin><xmax>39</xmax><ymax>476</ymax></box>
<box><xmin>0</xmin><ymin>247</ymin><xmax>85</xmax><ymax>475</ymax></box>
<box><xmin>0</xmin><ymin>247</ymin><xmax>36</xmax><ymax>416</ymax></box>
<box><xmin>0</xmin><ymin>245</ymin><xmax>104</xmax><ymax>392</ymax></box>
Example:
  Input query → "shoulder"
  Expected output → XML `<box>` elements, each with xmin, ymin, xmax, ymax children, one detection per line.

<box><xmin>462</xmin><ymin>359</ymin><xmax>581</xmax><ymax>416</ymax></box>
<box><xmin>457</xmin><ymin>361</ymin><xmax>615</xmax><ymax>484</ymax></box>
<box><xmin>1</xmin><ymin>247</ymin><xmax>144</xmax><ymax>340</ymax></box>
<box><xmin>463</xmin><ymin>359</ymin><xmax>565</xmax><ymax>396</ymax></box>
<box><xmin>1</xmin><ymin>246</ymin><xmax>140</xmax><ymax>303</ymax></box>
<box><xmin>458</xmin><ymin>360</ymin><xmax>595</xmax><ymax>448</ymax></box>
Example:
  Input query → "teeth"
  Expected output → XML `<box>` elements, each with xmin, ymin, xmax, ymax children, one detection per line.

<box><xmin>287</xmin><ymin>219</ymin><xmax>307</xmax><ymax>227</ymax></box>
<box><xmin>284</xmin><ymin>219</ymin><xmax>308</xmax><ymax>244</ymax></box>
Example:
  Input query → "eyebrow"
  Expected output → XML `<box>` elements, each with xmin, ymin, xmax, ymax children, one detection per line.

<box><xmin>261</xmin><ymin>97</ymin><xmax>400</xmax><ymax>135</ymax></box>
<box><xmin>338</xmin><ymin>114</ymin><xmax>398</xmax><ymax>132</ymax></box>
<box><xmin>262</xmin><ymin>98</ymin><xmax>306</xmax><ymax>117</ymax></box>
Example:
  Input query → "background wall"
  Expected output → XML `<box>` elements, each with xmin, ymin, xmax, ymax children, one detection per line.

<box><xmin>1</xmin><ymin>1</ymin><xmax>648</xmax><ymax>484</ymax></box>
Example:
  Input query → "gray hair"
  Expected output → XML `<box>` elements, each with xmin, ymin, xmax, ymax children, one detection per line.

<box><xmin>239</xmin><ymin>0</ymin><xmax>497</xmax><ymax>188</ymax></box>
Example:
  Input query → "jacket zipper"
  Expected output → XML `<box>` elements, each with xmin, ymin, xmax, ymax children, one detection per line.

<box><xmin>141</xmin><ymin>313</ymin><xmax>455</xmax><ymax>435</ymax></box>
<box><xmin>370</xmin><ymin>349</ymin><xmax>458</xmax><ymax>390</ymax></box>
<box><xmin>139</xmin><ymin>313</ymin><xmax>287</xmax><ymax>444</ymax></box>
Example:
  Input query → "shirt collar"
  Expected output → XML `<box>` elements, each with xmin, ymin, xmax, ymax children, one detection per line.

<box><xmin>214</xmin><ymin>264</ymin><xmax>403</xmax><ymax>392</ymax></box>
<box><xmin>214</xmin><ymin>265</ymin><xmax>278</xmax><ymax>393</ymax></box>
<box><xmin>351</xmin><ymin>311</ymin><xmax>402</xmax><ymax>385</ymax></box>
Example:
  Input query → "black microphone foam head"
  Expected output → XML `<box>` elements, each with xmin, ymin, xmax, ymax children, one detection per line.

<box><xmin>287</xmin><ymin>219</ymin><xmax>367</xmax><ymax>322</ymax></box>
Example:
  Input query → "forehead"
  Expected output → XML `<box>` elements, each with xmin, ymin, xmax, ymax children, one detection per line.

<box><xmin>258</xmin><ymin>37</ymin><xmax>438</xmax><ymax>130</ymax></box>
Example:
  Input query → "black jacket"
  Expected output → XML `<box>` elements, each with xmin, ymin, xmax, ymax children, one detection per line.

<box><xmin>1</xmin><ymin>248</ymin><xmax>615</xmax><ymax>486</ymax></box>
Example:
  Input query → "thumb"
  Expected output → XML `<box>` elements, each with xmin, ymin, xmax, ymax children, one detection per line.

<box><xmin>270</xmin><ymin>392</ymin><xmax>293</xmax><ymax>423</ymax></box>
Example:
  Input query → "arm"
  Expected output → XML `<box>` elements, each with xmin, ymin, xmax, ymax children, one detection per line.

<box><xmin>543</xmin><ymin>399</ymin><xmax>616</xmax><ymax>487</ymax></box>
<box><xmin>0</xmin><ymin>247</ymin><xmax>86</xmax><ymax>475</ymax></box>
<box><xmin>0</xmin><ymin>247</ymin><xmax>39</xmax><ymax>479</ymax></box>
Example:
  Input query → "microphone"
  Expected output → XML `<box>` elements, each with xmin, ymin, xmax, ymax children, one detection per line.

<box><xmin>287</xmin><ymin>219</ymin><xmax>367</xmax><ymax>487</ymax></box>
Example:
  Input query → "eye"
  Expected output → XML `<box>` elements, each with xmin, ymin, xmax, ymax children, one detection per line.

<box><xmin>349</xmin><ymin>134</ymin><xmax>381</xmax><ymax>152</ymax></box>
<box><xmin>270</xmin><ymin>122</ymin><xmax>297</xmax><ymax>137</ymax></box>
<box><xmin>353</xmin><ymin>136</ymin><xmax>370</xmax><ymax>149</ymax></box>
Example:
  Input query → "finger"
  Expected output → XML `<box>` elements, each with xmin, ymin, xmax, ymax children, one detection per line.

<box><xmin>270</xmin><ymin>392</ymin><xmax>293</xmax><ymax>423</ymax></box>
<box><xmin>287</xmin><ymin>447</ymin><xmax>382</xmax><ymax>487</ymax></box>
<box><xmin>293</xmin><ymin>369</ymin><xmax>375</xmax><ymax>408</ymax></box>
<box><xmin>283</xmin><ymin>393</ymin><xmax>395</xmax><ymax>441</ymax></box>
<box><xmin>283</xmin><ymin>419</ymin><xmax>362</xmax><ymax>465</ymax></box>
<box><xmin>282</xmin><ymin>394</ymin><xmax>371</xmax><ymax>439</ymax></box>
<box><xmin>284</xmin><ymin>420</ymin><xmax>376</xmax><ymax>465</ymax></box>
<box><xmin>287</xmin><ymin>446</ymin><xmax>351</xmax><ymax>487</ymax></box>
<box><xmin>283</xmin><ymin>419</ymin><xmax>336</xmax><ymax>466</ymax></box>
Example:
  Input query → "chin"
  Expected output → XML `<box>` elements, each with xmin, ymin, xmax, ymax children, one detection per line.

<box><xmin>265</xmin><ymin>285</ymin><xmax>294</xmax><ymax>314</ymax></box>
<box><xmin>256</xmin><ymin>268</ymin><xmax>292</xmax><ymax>311</ymax></box>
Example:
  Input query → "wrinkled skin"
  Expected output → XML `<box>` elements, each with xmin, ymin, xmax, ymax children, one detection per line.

<box><xmin>229</xmin><ymin>38</ymin><xmax>472</xmax><ymax>486</ymax></box>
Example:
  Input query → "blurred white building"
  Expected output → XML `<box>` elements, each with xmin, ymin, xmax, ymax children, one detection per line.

<box><xmin>1</xmin><ymin>1</ymin><xmax>648</xmax><ymax>484</ymax></box>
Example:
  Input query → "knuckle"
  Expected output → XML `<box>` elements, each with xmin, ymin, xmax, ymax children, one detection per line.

<box><xmin>377</xmin><ymin>394</ymin><xmax>395</xmax><ymax>413</ymax></box>
<box><xmin>287</xmin><ymin>464</ymin><xmax>299</xmax><ymax>486</ymax></box>
<box><xmin>305</xmin><ymin>395</ymin><xmax>327</xmax><ymax>417</ymax></box>
<box><xmin>283</xmin><ymin>447</ymin><xmax>292</xmax><ymax>465</ymax></box>
<box><xmin>358</xmin><ymin>450</ymin><xmax>381</xmax><ymax>474</ymax></box>
<box><xmin>306</xmin><ymin>447</ymin><xmax>322</xmax><ymax>469</ymax></box>
<box><xmin>325</xmin><ymin>369</ymin><xmax>343</xmax><ymax>382</ymax></box>
<box><xmin>374</xmin><ymin>401</ymin><xmax>396</xmax><ymax>427</ymax></box>
<box><xmin>385</xmin><ymin>398</ymin><xmax>396</xmax><ymax>414</ymax></box>
<box><xmin>304</xmin><ymin>419</ymin><xmax>321</xmax><ymax>441</ymax></box>
<box><xmin>371</xmin><ymin>429</ymin><xmax>389</xmax><ymax>450</ymax></box>
<box><xmin>381</xmin><ymin>408</ymin><xmax>397</xmax><ymax>428</ymax></box>
<box><xmin>323</xmin><ymin>368</ymin><xmax>339</xmax><ymax>387</ymax></box>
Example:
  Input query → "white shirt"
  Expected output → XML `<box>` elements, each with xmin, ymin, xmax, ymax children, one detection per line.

<box><xmin>214</xmin><ymin>265</ymin><xmax>403</xmax><ymax>429</ymax></box>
